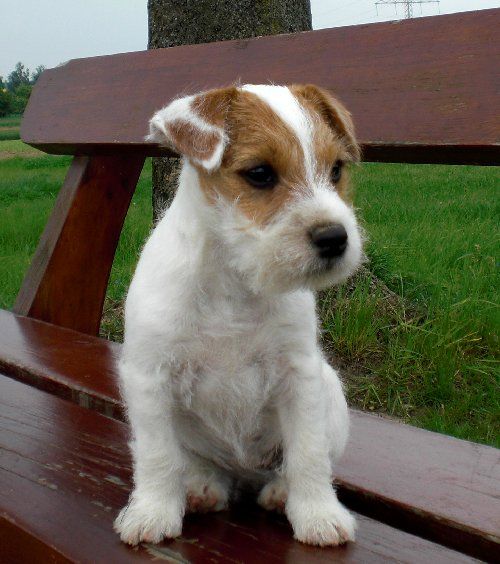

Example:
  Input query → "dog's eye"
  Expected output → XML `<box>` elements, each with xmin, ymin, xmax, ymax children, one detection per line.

<box><xmin>240</xmin><ymin>164</ymin><xmax>277</xmax><ymax>189</ymax></box>
<box><xmin>331</xmin><ymin>160</ymin><xmax>343</xmax><ymax>184</ymax></box>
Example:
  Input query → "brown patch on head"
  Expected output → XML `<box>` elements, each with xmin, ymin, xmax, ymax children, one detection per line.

<box><xmin>291</xmin><ymin>84</ymin><xmax>359</xmax><ymax>201</ymax></box>
<box><xmin>191</xmin><ymin>87</ymin><xmax>237</xmax><ymax>128</ymax></box>
<box><xmin>291</xmin><ymin>84</ymin><xmax>360</xmax><ymax>161</ymax></box>
<box><xmin>191</xmin><ymin>84</ymin><xmax>359</xmax><ymax>222</ymax></box>
<box><xmin>197</xmin><ymin>89</ymin><xmax>308</xmax><ymax>226</ymax></box>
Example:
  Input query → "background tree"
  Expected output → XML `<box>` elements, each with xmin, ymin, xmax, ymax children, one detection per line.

<box><xmin>10</xmin><ymin>84</ymin><xmax>32</xmax><ymax>114</ymax></box>
<box><xmin>7</xmin><ymin>62</ymin><xmax>31</xmax><ymax>92</ymax></box>
<box><xmin>1</xmin><ymin>63</ymin><xmax>45</xmax><ymax>115</ymax></box>
<box><xmin>0</xmin><ymin>76</ymin><xmax>8</xmax><ymax>117</ymax></box>
<box><xmin>148</xmin><ymin>0</ymin><xmax>312</xmax><ymax>219</ymax></box>
<box><xmin>31</xmin><ymin>65</ymin><xmax>46</xmax><ymax>84</ymax></box>
<box><xmin>0</xmin><ymin>89</ymin><xmax>11</xmax><ymax>117</ymax></box>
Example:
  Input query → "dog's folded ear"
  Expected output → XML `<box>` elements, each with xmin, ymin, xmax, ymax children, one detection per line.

<box><xmin>147</xmin><ymin>87</ymin><xmax>238</xmax><ymax>172</ymax></box>
<box><xmin>292</xmin><ymin>84</ymin><xmax>361</xmax><ymax>162</ymax></box>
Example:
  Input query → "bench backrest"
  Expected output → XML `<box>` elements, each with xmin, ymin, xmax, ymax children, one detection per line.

<box><xmin>22</xmin><ymin>9</ymin><xmax>499</xmax><ymax>165</ymax></box>
<box><xmin>13</xmin><ymin>9</ymin><xmax>500</xmax><ymax>335</ymax></box>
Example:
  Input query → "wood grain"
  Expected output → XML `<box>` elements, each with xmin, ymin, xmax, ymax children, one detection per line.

<box><xmin>0</xmin><ymin>309</ymin><xmax>122</xmax><ymax>419</ymax></box>
<box><xmin>0</xmin><ymin>375</ymin><xmax>479</xmax><ymax>563</ymax></box>
<box><xmin>13</xmin><ymin>155</ymin><xmax>144</xmax><ymax>335</ymax></box>
<box><xmin>0</xmin><ymin>310</ymin><xmax>498</xmax><ymax>561</ymax></box>
<box><xmin>21</xmin><ymin>9</ymin><xmax>500</xmax><ymax>164</ymax></box>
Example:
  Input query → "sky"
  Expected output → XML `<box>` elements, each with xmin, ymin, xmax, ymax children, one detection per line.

<box><xmin>1</xmin><ymin>0</ymin><xmax>498</xmax><ymax>79</ymax></box>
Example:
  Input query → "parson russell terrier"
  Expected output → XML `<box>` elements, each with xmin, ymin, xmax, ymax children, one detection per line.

<box><xmin>114</xmin><ymin>84</ymin><xmax>364</xmax><ymax>547</ymax></box>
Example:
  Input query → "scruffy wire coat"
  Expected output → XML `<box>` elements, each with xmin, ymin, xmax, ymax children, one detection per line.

<box><xmin>114</xmin><ymin>84</ymin><xmax>364</xmax><ymax>547</ymax></box>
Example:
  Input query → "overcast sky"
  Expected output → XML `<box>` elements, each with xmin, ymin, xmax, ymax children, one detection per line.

<box><xmin>1</xmin><ymin>0</ymin><xmax>498</xmax><ymax>78</ymax></box>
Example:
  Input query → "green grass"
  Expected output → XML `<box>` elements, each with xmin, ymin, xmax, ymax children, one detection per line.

<box><xmin>0</xmin><ymin>130</ymin><xmax>20</xmax><ymax>141</ymax></box>
<box><xmin>0</xmin><ymin>148</ymin><xmax>152</xmax><ymax>310</ymax></box>
<box><xmin>0</xmin><ymin>141</ymin><xmax>498</xmax><ymax>447</ymax></box>
<box><xmin>0</xmin><ymin>114</ymin><xmax>22</xmax><ymax>128</ymax></box>
<box><xmin>0</xmin><ymin>139</ymin><xmax>43</xmax><ymax>157</ymax></box>
<box><xmin>322</xmin><ymin>163</ymin><xmax>499</xmax><ymax>446</ymax></box>
<box><xmin>0</xmin><ymin>114</ymin><xmax>21</xmax><ymax>141</ymax></box>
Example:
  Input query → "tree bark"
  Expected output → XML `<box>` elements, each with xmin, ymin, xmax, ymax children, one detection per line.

<box><xmin>148</xmin><ymin>0</ymin><xmax>312</xmax><ymax>220</ymax></box>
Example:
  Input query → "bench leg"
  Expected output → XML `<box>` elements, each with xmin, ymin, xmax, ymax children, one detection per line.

<box><xmin>13</xmin><ymin>155</ymin><xmax>145</xmax><ymax>335</ymax></box>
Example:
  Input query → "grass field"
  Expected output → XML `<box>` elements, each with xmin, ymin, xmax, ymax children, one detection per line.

<box><xmin>0</xmin><ymin>130</ymin><xmax>498</xmax><ymax>447</ymax></box>
<box><xmin>0</xmin><ymin>114</ymin><xmax>21</xmax><ymax>141</ymax></box>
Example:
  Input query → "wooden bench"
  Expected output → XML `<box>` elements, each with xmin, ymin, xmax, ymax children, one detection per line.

<box><xmin>1</xmin><ymin>9</ymin><xmax>499</xmax><ymax>563</ymax></box>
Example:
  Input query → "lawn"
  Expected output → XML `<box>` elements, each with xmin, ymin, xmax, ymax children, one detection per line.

<box><xmin>0</xmin><ymin>137</ymin><xmax>498</xmax><ymax>447</ymax></box>
<box><xmin>0</xmin><ymin>114</ymin><xmax>21</xmax><ymax>141</ymax></box>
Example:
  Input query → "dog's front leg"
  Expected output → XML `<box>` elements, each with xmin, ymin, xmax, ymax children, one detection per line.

<box><xmin>280</xmin><ymin>355</ymin><xmax>356</xmax><ymax>547</ymax></box>
<box><xmin>114</xmin><ymin>359</ymin><xmax>186</xmax><ymax>545</ymax></box>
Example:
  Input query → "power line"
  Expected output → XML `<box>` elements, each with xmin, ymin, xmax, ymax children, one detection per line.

<box><xmin>375</xmin><ymin>0</ymin><xmax>440</xmax><ymax>19</ymax></box>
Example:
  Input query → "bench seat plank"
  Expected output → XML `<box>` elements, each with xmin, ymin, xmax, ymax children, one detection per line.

<box><xmin>0</xmin><ymin>308</ymin><xmax>122</xmax><ymax>419</ymax></box>
<box><xmin>0</xmin><ymin>375</ymin><xmax>480</xmax><ymax>563</ymax></box>
<box><xmin>0</xmin><ymin>309</ymin><xmax>498</xmax><ymax>560</ymax></box>
<box><xmin>21</xmin><ymin>9</ymin><xmax>500</xmax><ymax>165</ymax></box>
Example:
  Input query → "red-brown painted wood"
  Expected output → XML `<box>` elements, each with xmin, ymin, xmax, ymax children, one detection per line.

<box><xmin>341</xmin><ymin>412</ymin><xmax>500</xmax><ymax>561</ymax></box>
<box><xmin>0</xmin><ymin>310</ymin><xmax>498</xmax><ymax>561</ymax></box>
<box><xmin>0</xmin><ymin>375</ymin><xmax>480</xmax><ymax>563</ymax></box>
<box><xmin>12</xmin><ymin>155</ymin><xmax>144</xmax><ymax>335</ymax></box>
<box><xmin>21</xmin><ymin>10</ymin><xmax>500</xmax><ymax>165</ymax></box>
<box><xmin>0</xmin><ymin>309</ymin><xmax>122</xmax><ymax>419</ymax></box>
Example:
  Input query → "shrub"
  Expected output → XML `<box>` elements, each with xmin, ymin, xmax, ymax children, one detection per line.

<box><xmin>10</xmin><ymin>84</ymin><xmax>32</xmax><ymax>114</ymax></box>
<box><xmin>0</xmin><ymin>89</ymin><xmax>11</xmax><ymax>117</ymax></box>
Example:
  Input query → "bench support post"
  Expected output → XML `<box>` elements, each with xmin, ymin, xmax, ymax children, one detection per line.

<box><xmin>13</xmin><ymin>155</ymin><xmax>145</xmax><ymax>335</ymax></box>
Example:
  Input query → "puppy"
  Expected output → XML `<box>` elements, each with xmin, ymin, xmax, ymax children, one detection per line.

<box><xmin>114</xmin><ymin>84</ymin><xmax>363</xmax><ymax>547</ymax></box>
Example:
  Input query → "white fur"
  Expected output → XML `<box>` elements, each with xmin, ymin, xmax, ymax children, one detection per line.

<box><xmin>115</xmin><ymin>85</ymin><xmax>363</xmax><ymax>547</ymax></box>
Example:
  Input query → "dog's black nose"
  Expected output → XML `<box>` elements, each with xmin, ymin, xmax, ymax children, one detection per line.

<box><xmin>310</xmin><ymin>224</ymin><xmax>348</xmax><ymax>258</ymax></box>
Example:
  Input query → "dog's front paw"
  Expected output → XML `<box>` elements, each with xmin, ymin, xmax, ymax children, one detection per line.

<box><xmin>114</xmin><ymin>494</ymin><xmax>184</xmax><ymax>546</ymax></box>
<box><xmin>286</xmin><ymin>493</ymin><xmax>356</xmax><ymax>547</ymax></box>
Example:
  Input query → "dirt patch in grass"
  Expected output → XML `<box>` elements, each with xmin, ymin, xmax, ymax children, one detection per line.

<box><xmin>0</xmin><ymin>150</ymin><xmax>42</xmax><ymax>160</ymax></box>
<box><xmin>100</xmin><ymin>298</ymin><xmax>125</xmax><ymax>342</ymax></box>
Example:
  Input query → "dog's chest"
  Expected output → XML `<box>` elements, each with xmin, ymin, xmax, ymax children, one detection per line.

<box><xmin>169</xmin><ymin>295</ymin><xmax>284</xmax><ymax>459</ymax></box>
<box><xmin>172</xmin><ymin>305</ymin><xmax>280</xmax><ymax>407</ymax></box>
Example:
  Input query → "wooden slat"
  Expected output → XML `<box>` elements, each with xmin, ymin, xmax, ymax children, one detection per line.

<box><xmin>341</xmin><ymin>412</ymin><xmax>500</xmax><ymax>561</ymax></box>
<box><xmin>0</xmin><ymin>310</ymin><xmax>498</xmax><ymax>560</ymax></box>
<box><xmin>12</xmin><ymin>155</ymin><xmax>144</xmax><ymax>335</ymax></box>
<box><xmin>21</xmin><ymin>9</ymin><xmax>500</xmax><ymax>165</ymax></box>
<box><xmin>0</xmin><ymin>375</ymin><xmax>479</xmax><ymax>563</ymax></box>
<box><xmin>0</xmin><ymin>309</ymin><xmax>122</xmax><ymax>419</ymax></box>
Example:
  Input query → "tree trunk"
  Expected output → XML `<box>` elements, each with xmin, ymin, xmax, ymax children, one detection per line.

<box><xmin>148</xmin><ymin>0</ymin><xmax>312</xmax><ymax>220</ymax></box>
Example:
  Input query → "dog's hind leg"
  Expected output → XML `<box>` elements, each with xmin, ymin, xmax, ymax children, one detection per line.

<box><xmin>322</xmin><ymin>361</ymin><xmax>350</xmax><ymax>468</ymax></box>
<box><xmin>184</xmin><ymin>453</ymin><xmax>232</xmax><ymax>513</ymax></box>
<box><xmin>258</xmin><ymin>474</ymin><xmax>287</xmax><ymax>513</ymax></box>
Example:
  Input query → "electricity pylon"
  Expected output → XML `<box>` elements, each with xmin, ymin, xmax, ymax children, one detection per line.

<box><xmin>375</xmin><ymin>0</ymin><xmax>440</xmax><ymax>19</ymax></box>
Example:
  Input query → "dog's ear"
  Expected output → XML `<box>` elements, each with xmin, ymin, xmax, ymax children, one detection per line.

<box><xmin>147</xmin><ymin>87</ymin><xmax>238</xmax><ymax>171</ymax></box>
<box><xmin>292</xmin><ymin>84</ymin><xmax>360</xmax><ymax>161</ymax></box>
